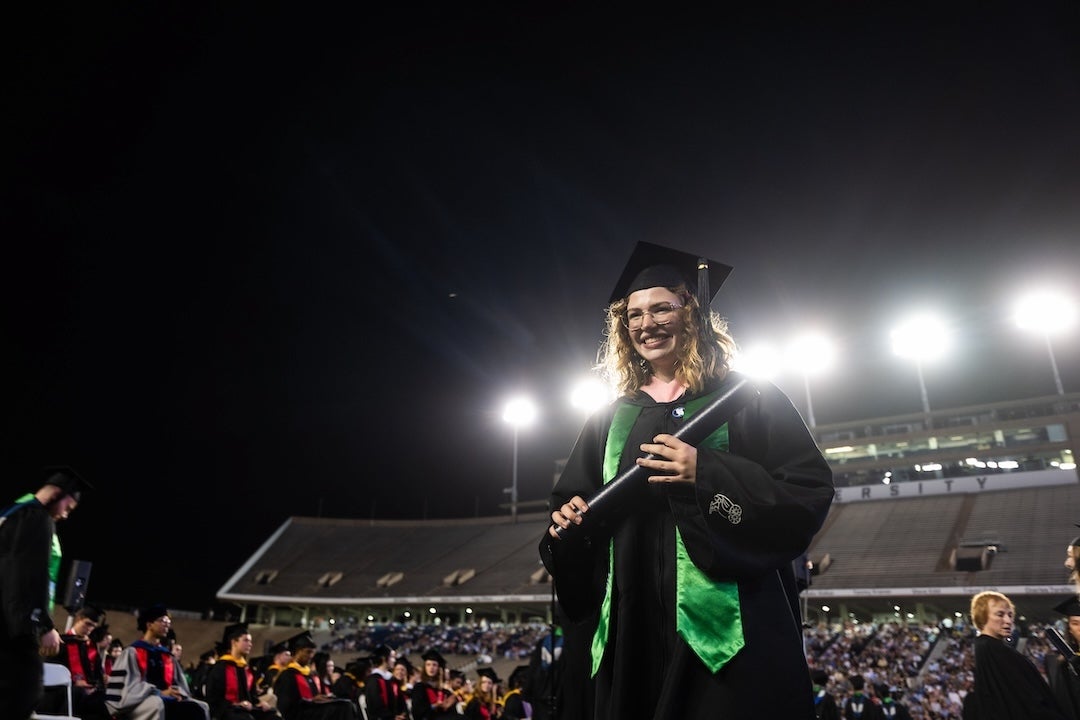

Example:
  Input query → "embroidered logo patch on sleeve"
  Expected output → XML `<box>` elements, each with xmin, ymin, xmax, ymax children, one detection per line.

<box><xmin>709</xmin><ymin>493</ymin><xmax>743</xmax><ymax>524</ymax></box>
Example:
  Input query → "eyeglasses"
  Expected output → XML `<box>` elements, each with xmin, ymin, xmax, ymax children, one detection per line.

<box><xmin>623</xmin><ymin>302</ymin><xmax>682</xmax><ymax>331</ymax></box>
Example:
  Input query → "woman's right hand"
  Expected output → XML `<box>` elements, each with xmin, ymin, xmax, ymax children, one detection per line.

<box><xmin>548</xmin><ymin>495</ymin><xmax>589</xmax><ymax>539</ymax></box>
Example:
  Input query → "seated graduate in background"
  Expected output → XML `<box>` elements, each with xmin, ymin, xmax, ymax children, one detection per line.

<box><xmin>411</xmin><ymin>649</ymin><xmax>460</xmax><ymax>720</ymax></box>
<box><xmin>273</xmin><ymin>632</ymin><xmax>355</xmax><ymax>720</ymax></box>
<box><xmin>204</xmin><ymin>623</ymin><xmax>279</xmax><ymax>720</ymax></box>
<box><xmin>41</xmin><ymin>604</ymin><xmax>109</xmax><ymax>719</ymax></box>
<box><xmin>105</xmin><ymin>603</ymin><xmax>209</xmax><ymax>720</ymax></box>
<box><xmin>541</xmin><ymin>242</ymin><xmax>834</xmax><ymax>720</ymax></box>
<box><xmin>1046</xmin><ymin>595</ymin><xmax>1080</xmax><ymax>720</ymax></box>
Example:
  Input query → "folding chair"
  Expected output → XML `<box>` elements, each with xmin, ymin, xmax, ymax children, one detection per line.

<box><xmin>33</xmin><ymin>662</ymin><xmax>79</xmax><ymax>720</ymax></box>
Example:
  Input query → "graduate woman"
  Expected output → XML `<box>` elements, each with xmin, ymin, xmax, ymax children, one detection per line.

<box><xmin>965</xmin><ymin>591</ymin><xmax>1069</xmax><ymax>720</ymax></box>
<box><xmin>541</xmin><ymin>242</ymin><xmax>834</xmax><ymax>719</ymax></box>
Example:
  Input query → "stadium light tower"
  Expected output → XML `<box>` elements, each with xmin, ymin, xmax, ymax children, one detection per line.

<box><xmin>785</xmin><ymin>331</ymin><xmax>835</xmax><ymax>428</ymax></box>
<box><xmin>890</xmin><ymin>313</ymin><xmax>949</xmax><ymax>415</ymax></box>
<box><xmin>1014</xmin><ymin>290</ymin><xmax>1077</xmax><ymax>396</ymax></box>
<box><xmin>502</xmin><ymin>396</ymin><xmax>538</xmax><ymax>523</ymax></box>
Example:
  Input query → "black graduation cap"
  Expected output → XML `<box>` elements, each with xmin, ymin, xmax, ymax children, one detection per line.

<box><xmin>137</xmin><ymin>604</ymin><xmax>169</xmax><ymax>631</ymax></box>
<box><xmin>449</xmin><ymin>669</ymin><xmax>465</xmax><ymax>680</ymax></box>
<box><xmin>1070</xmin><ymin>523</ymin><xmax>1080</xmax><ymax>547</ymax></box>
<box><xmin>221</xmin><ymin>622</ymin><xmax>249</xmax><ymax>646</ymax></box>
<box><xmin>269</xmin><ymin>640</ymin><xmax>290</xmax><ymax>656</ymax></box>
<box><xmin>370</xmin><ymin>644</ymin><xmax>394</xmax><ymax>660</ymax></box>
<box><xmin>476</xmin><ymin>667</ymin><xmax>501</xmax><ymax>683</ymax></box>
<box><xmin>393</xmin><ymin>656</ymin><xmax>413</xmax><ymax>672</ymax></box>
<box><xmin>89</xmin><ymin>623</ymin><xmax>110</xmax><ymax>644</ymax></box>
<box><xmin>421</xmin><ymin>649</ymin><xmax>446</xmax><ymax>667</ymax></box>
<box><xmin>607</xmin><ymin>241</ymin><xmax>733</xmax><ymax>308</ymax></box>
<box><xmin>287</xmin><ymin>631</ymin><xmax>316</xmax><ymax>652</ymax></box>
<box><xmin>80</xmin><ymin>604</ymin><xmax>105</xmax><ymax>624</ymax></box>
<box><xmin>1053</xmin><ymin>596</ymin><xmax>1080</xmax><ymax>617</ymax></box>
<box><xmin>42</xmin><ymin>466</ymin><xmax>93</xmax><ymax>499</ymax></box>
<box><xmin>345</xmin><ymin>657</ymin><xmax>372</xmax><ymax>676</ymax></box>
<box><xmin>507</xmin><ymin>665</ymin><xmax>530</xmax><ymax>689</ymax></box>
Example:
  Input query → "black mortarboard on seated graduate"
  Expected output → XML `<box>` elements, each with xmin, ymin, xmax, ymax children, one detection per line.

<box><xmin>371</xmin><ymin>644</ymin><xmax>394</xmax><ymax>660</ymax></box>
<box><xmin>269</xmin><ymin>640</ymin><xmax>290</xmax><ymax>655</ymax></box>
<box><xmin>345</xmin><ymin>657</ymin><xmax>372</xmax><ymax>676</ymax></box>
<box><xmin>42</xmin><ymin>466</ymin><xmax>94</xmax><ymax>500</ymax></box>
<box><xmin>89</xmin><ymin>622</ymin><xmax>110</xmax><ymax>644</ymax></box>
<box><xmin>421</xmin><ymin>648</ymin><xmax>446</xmax><ymax>667</ymax></box>
<box><xmin>476</xmin><ymin>667</ymin><xmax>501</xmax><ymax>683</ymax></box>
<box><xmin>1053</xmin><ymin>596</ymin><xmax>1080</xmax><ymax>617</ymax></box>
<box><xmin>507</xmin><ymin>665</ymin><xmax>529</xmax><ymax>689</ymax></box>
<box><xmin>137</xmin><ymin>603</ymin><xmax>169</xmax><ymax>631</ymax></box>
<box><xmin>287</xmin><ymin>631</ymin><xmax>316</xmax><ymax>652</ymax></box>
<box><xmin>607</xmin><ymin>241</ymin><xmax>733</xmax><ymax>309</ymax></box>
<box><xmin>221</xmin><ymin>622</ymin><xmax>249</xmax><ymax>647</ymax></box>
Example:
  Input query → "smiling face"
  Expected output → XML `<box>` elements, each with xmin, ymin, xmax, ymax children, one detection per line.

<box><xmin>1069</xmin><ymin>617</ymin><xmax>1080</xmax><ymax>646</ymax></box>
<box><xmin>626</xmin><ymin>287</ymin><xmax>684</xmax><ymax>376</ymax></box>
<box><xmin>981</xmin><ymin>599</ymin><xmax>1014</xmax><ymax>639</ymax></box>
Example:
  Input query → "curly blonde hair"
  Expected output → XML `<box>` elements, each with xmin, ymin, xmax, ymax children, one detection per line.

<box><xmin>597</xmin><ymin>285</ymin><xmax>736</xmax><ymax>397</ymax></box>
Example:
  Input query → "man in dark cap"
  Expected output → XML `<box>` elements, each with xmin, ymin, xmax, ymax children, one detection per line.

<box><xmin>541</xmin><ymin>242</ymin><xmax>833</xmax><ymax>719</ymax></box>
<box><xmin>273</xmin><ymin>632</ymin><xmax>354</xmax><ymax>720</ymax></box>
<box><xmin>843</xmin><ymin>675</ymin><xmax>882</xmax><ymax>720</ymax></box>
<box><xmin>500</xmin><ymin>665</ymin><xmax>530</xmax><ymax>720</ymax></box>
<box><xmin>331</xmin><ymin>657</ymin><xmax>370</xmax><ymax>710</ymax></box>
<box><xmin>105</xmin><ymin>603</ymin><xmax>209</xmax><ymax>719</ymax></box>
<box><xmin>0</xmin><ymin>465</ymin><xmax>91</xmax><ymax>720</ymax></box>
<box><xmin>811</xmin><ymin>668</ymin><xmax>840</xmax><ymax>720</ymax></box>
<box><xmin>365</xmin><ymin>644</ymin><xmax>406</xmax><ymax>720</ymax></box>
<box><xmin>257</xmin><ymin>641</ymin><xmax>292</xmax><ymax>696</ymax></box>
<box><xmin>204</xmin><ymin>623</ymin><xmax>278</xmax><ymax>720</ymax></box>
<box><xmin>43</xmin><ymin>603</ymin><xmax>109</xmax><ymax>718</ymax></box>
<box><xmin>1047</xmin><ymin>595</ymin><xmax>1080</xmax><ymax>719</ymax></box>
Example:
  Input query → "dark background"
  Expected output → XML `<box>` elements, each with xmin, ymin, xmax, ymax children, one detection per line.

<box><xmin>4</xmin><ymin>4</ymin><xmax>1080</xmax><ymax>611</ymax></box>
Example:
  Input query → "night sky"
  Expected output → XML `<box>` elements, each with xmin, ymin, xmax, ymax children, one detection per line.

<box><xmin>5</xmin><ymin>4</ymin><xmax>1080</xmax><ymax>610</ymax></box>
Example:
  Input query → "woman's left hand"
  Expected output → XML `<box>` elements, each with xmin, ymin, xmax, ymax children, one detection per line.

<box><xmin>637</xmin><ymin>434</ymin><xmax>696</xmax><ymax>484</ymax></box>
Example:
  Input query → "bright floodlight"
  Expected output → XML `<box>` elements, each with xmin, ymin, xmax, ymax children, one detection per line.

<box><xmin>786</xmin><ymin>332</ymin><xmax>835</xmax><ymax>376</ymax></box>
<box><xmin>1014</xmin><ymin>290</ymin><xmax>1077</xmax><ymax>335</ymax></box>
<box><xmin>890</xmin><ymin>313</ymin><xmax>949</xmax><ymax>362</ymax></box>
<box><xmin>502</xmin><ymin>396</ymin><xmax>538</xmax><ymax>427</ymax></box>
<box><xmin>1014</xmin><ymin>289</ymin><xmax>1075</xmax><ymax>395</ymax></box>
<box><xmin>569</xmin><ymin>377</ymin><xmax>614</xmax><ymax>413</ymax></box>
<box><xmin>732</xmin><ymin>342</ymin><xmax>781</xmax><ymax>380</ymax></box>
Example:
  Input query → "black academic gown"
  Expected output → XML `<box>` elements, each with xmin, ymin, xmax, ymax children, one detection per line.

<box><xmin>0</xmin><ymin>498</ymin><xmax>56</xmax><ymax>719</ymax></box>
<box><xmin>411</xmin><ymin>681</ymin><xmax>460</xmax><ymax>720</ymax></box>
<box><xmin>1046</xmin><ymin>652</ymin><xmax>1080</xmax><ymax>720</ymax></box>
<box><xmin>205</xmin><ymin>658</ymin><xmax>279</xmax><ymax>720</ymax></box>
<box><xmin>969</xmin><ymin>634</ymin><xmax>1070</xmax><ymax>720</ymax></box>
<box><xmin>843</xmin><ymin>693</ymin><xmax>883</xmax><ymax>720</ymax></box>
<box><xmin>813</xmin><ymin>687</ymin><xmax>841</xmax><ymax>720</ymax></box>
<box><xmin>274</xmin><ymin>666</ymin><xmax>354</xmax><ymax>720</ymax></box>
<box><xmin>540</xmin><ymin>373</ymin><xmax>834</xmax><ymax>720</ymax></box>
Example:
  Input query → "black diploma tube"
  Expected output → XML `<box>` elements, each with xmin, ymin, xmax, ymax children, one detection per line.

<box><xmin>553</xmin><ymin>377</ymin><xmax>759</xmax><ymax>540</ymax></box>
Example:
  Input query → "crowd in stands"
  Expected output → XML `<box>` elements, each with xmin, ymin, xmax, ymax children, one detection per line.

<box><xmin>37</xmin><ymin>611</ymin><xmax>1077</xmax><ymax>720</ymax></box>
<box><xmin>319</xmin><ymin>623</ymin><xmax>549</xmax><ymax>665</ymax></box>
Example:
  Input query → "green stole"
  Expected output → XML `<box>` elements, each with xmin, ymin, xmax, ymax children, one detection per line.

<box><xmin>14</xmin><ymin>493</ymin><xmax>62</xmax><ymax>611</ymax></box>
<box><xmin>589</xmin><ymin>392</ymin><xmax>745</xmax><ymax>676</ymax></box>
